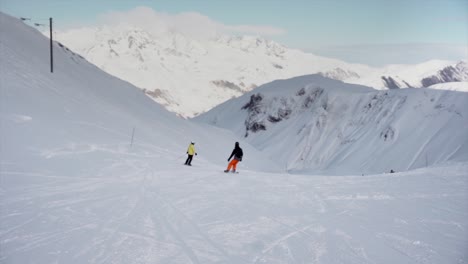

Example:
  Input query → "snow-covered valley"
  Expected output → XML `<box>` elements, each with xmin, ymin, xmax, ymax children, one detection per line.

<box><xmin>1</xmin><ymin>12</ymin><xmax>468</xmax><ymax>264</ymax></box>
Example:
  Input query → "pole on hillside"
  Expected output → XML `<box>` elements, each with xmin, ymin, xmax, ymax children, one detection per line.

<box><xmin>130</xmin><ymin>127</ymin><xmax>135</xmax><ymax>148</ymax></box>
<box><xmin>49</xmin><ymin>17</ymin><xmax>53</xmax><ymax>73</ymax></box>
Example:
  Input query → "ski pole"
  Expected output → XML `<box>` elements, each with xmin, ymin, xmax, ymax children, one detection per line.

<box><xmin>175</xmin><ymin>153</ymin><xmax>186</xmax><ymax>161</ymax></box>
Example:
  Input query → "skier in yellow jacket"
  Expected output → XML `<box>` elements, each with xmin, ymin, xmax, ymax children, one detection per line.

<box><xmin>184</xmin><ymin>142</ymin><xmax>197</xmax><ymax>166</ymax></box>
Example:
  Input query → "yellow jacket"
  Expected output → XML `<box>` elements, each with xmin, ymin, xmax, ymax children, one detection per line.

<box><xmin>187</xmin><ymin>144</ymin><xmax>196</xmax><ymax>155</ymax></box>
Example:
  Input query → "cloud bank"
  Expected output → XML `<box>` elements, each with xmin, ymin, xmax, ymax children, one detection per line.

<box><xmin>310</xmin><ymin>43</ymin><xmax>468</xmax><ymax>66</ymax></box>
<box><xmin>97</xmin><ymin>6</ymin><xmax>285</xmax><ymax>39</ymax></box>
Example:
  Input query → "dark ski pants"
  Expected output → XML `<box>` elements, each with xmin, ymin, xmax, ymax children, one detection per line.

<box><xmin>185</xmin><ymin>155</ymin><xmax>193</xmax><ymax>165</ymax></box>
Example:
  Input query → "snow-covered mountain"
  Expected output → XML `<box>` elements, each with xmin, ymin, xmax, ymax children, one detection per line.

<box><xmin>2</xmin><ymin>12</ymin><xmax>468</xmax><ymax>264</ymax></box>
<box><xmin>351</xmin><ymin>60</ymin><xmax>468</xmax><ymax>90</ymax></box>
<box><xmin>196</xmin><ymin>75</ymin><xmax>468</xmax><ymax>175</ymax></box>
<box><xmin>421</xmin><ymin>61</ymin><xmax>468</xmax><ymax>87</ymax></box>
<box><xmin>53</xmin><ymin>25</ymin><xmax>468</xmax><ymax>117</ymax></box>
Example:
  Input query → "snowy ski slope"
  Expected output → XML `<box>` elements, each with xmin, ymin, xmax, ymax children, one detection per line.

<box><xmin>1</xmin><ymin>12</ymin><xmax>467</xmax><ymax>264</ymax></box>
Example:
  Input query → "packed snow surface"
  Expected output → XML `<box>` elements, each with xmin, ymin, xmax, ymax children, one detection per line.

<box><xmin>3</xmin><ymin>160</ymin><xmax>468</xmax><ymax>263</ymax></box>
<box><xmin>1</xmin><ymin>12</ymin><xmax>468</xmax><ymax>264</ymax></box>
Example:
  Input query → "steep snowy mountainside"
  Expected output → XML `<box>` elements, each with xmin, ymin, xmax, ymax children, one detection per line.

<box><xmin>421</xmin><ymin>61</ymin><xmax>468</xmax><ymax>87</ymax></box>
<box><xmin>0</xmin><ymin>12</ymin><xmax>280</xmax><ymax>174</ymax></box>
<box><xmin>195</xmin><ymin>75</ymin><xmax>468</xmax><ymax>175</ymax></box>
<box><xmin>54</xmin><ymin>25</ymin><xmax>467</xmax><ymax>117</ymax></box>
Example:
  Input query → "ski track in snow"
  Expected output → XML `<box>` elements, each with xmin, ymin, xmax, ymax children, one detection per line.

<box><xmin>1</xmin><ymin>145</ymin><xmax>467</xmax><ymax>264</ymax></box>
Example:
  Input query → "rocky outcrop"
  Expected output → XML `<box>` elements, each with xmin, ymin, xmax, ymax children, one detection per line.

<box><xmin>211</xmin><ymin>80</ymin><xmax>244</xmax><ymax>93</ymax></box>
<box><xmin>421</xmin><ymin>61</ymin><xmax>468</xmax><ymax>87</ymax></box>
<box><xmin>240</xmin><ymin>87</ymin><xmax>328</xmax><ymax>137</ymax></box>
<box><xmin>242</xmin><ymin>94</ymin><xmax>266</xmax><ymax>136</ymax></box>
<box><xmin>381</xmin><ymin>76</ymin><xmax>401</xmax><ymax>89</ymax></box>
<box><xmin>379</xmin><ymin>61</ymin><xmax>468</xmax><ymax>89</ymax></box>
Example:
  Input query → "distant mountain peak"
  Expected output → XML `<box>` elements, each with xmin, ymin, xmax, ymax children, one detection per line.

<box><xmin>419</xmin><ymin>60</ymin><xmax>468</xmax><ymax>87</ymax></box>
<box><xmin>215</xmin><ymin>35</ymin><xmax>286</xmax><ymax>57</ymax></box>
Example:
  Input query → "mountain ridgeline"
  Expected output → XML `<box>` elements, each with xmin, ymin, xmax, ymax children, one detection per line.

<box><xmin>196</xmin><ymin>75</ymin><xmax>468</xmax><ymax>175</ymax></box>
<box><xmin>54</xmin><ymin>25</ymin><xmax>468</xmax><ymax>117</ymax></box>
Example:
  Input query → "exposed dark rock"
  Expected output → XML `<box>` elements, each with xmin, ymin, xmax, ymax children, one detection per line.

<box><xmin>321</xmin><ymin>100</ymin><xmax>328</xmax><ymax>110</ymax></box>
<box><xmin>144</xmin><ymin>88</ymin><xmax>164</xmax><ymax>98</ymax></box>
<box><xmin>302</xmin><ymin>88</ymin><xmax>324</xmax><ymax>108</ymax></box>
<box><xmin>272</xmin><ymin>63</ymin><xmax>283</xmax><ymax>69</ymax></box>
<box><xmin>380</xmin><ymin>126</ymin><xmax>395</xmax><ymax>141</ymax></box>
<box><xmin>421</xmin><ymin>65</ymin><xmax>461</xmax><ymax>87</ymax></box>
<box><xmin>421</xmin><ymin>76</ymin><xmax>440</xmax><ymax>87</ymax></box>
<box><xmin>110</xmin><ymin>49</ymin><xmax>119</xmax><ymax>57</ymax></box>
<box><xmin>143</xmin><ymin>88</ymin><xmax>178</xmax><ymax>108</ymax></box>
<box><xmin>56</xmin><ymin>42</ymin><xmax>84</xmax><ymax>61</ymax></box>
<box><xmin>247</xmin><ymin>122</ymin><xmax>266</xmax><ymax>132</ymax></box>
<box><xmin>211</xmin><ymin>80</ymin><xmax>243</xmax><ymax>93</ymax></box>
<box><xmin>296</xmin><ymin>88</ymin><xmax>306</xmax><ymax>96</ymax></box>
<box><xmin>278</xmin><ymin>108</ymin><xmax>292</xmax><ymax>119</ymax></box>
<box><xmin>242</xmin><ymin>93</ymin><xmax>263</xmax><ymax>110</ymax></box>
<box><xmin>402</xmin><ymin>81</ymin><xmax>413</xmax><ymax>88</ymax></box>
<box><xmin>242</xmin><ymin>93</ymin><xmax>266</xmax><ymax>137</ymax></box>
<box><xmin>268</xmin><ymin>115</ymin><xmax>282</xmax><ymax>123</ymax></box>
<box><xmin>381</xmin><ymin>76</ymin><xmax>401</xmax><ymax>89</ymax></box>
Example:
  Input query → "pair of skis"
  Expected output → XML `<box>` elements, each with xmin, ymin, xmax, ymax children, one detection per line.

<box><xmin>224</xmin><ymin>170</ymin><xmax>239</xmax><ymax>174</ymax></box>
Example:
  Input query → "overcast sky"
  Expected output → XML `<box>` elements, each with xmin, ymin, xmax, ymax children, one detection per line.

<box><xmin>2</xmin><ymin>0</ymin><xmax>467</xmax><ymax>66</ymax></box>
